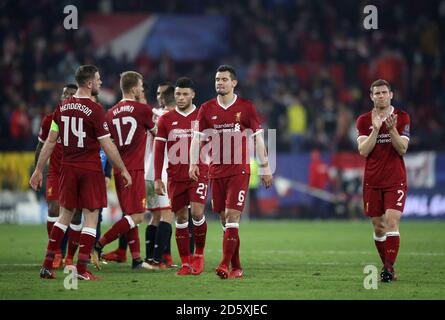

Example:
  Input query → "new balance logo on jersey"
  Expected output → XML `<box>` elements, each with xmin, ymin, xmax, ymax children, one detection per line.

<box><xmin>172</xmin><ymin>121</ymin><xmax>178</xmax><ymax>126</ymax></box>
<box><xmin>211</xmin><ymin>116</ymin><xmax>217</xmax><ymax>120</ymax></box>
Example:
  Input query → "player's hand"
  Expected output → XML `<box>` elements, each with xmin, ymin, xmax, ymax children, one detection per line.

<box><xmin>29</xmin><ymin>170</ymin><xmax>43</xmax><ymax>191</ymax></box>
<box><xmin>385</xmin><ymin>113</ymin><xmax>397</xmax><ymax>131</ymax></box>
<box><xmin>154</xmin><ymin>179</ymin><xmax>166</xmax><ymax>196</ymax></box>
<box><xmin>371</xmin><ymin>108</ymin><xmax>383</xmax><ymax>130</ymax></box>
<box><xmin>189</xmin><ymin>164</ymin><xmax>200</xmax><ymax>181</ymax></box>
<box><xmin>121</xmin><ymin>169</ymin><xmax>132</xmax><ymax>188</ymax></box>
<box><xmin>260</xmin><ymin>174</ymin><xmax>273</xmax><ymax>189</ymax></box>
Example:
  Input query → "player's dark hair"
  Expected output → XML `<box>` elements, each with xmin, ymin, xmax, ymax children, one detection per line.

<box><xmin>216</xmin><ymin>65</ymin><xmax>237</xmax><ymax>80</ymax></box>
<box><xmin>158</xmin><ymin>81</ymin><xmax>172</xmax><ymax>88</ymax></box>
<box><xmin>175</xmin><ymin>77</ymin><xmax>195</xmax><ymax>91</ymax></box>
<box><xmin>370</xmin><ymin>79</ymin><xmax>391</xmax><ymax>93</ymax></box>
<box><xmin>64</xmin><ymin>83</ymin><xmax>78</xmax><ymax>90</ymax></box>
<box><xmin>75</xmin><ymin>65</ymin><xmax>99</xmax><ymax>87</ymax></box>
<box><xmin>162</xmin><ymin>85</ymin><xmax>176</xmax><ymax>106</ymax></box>
<box><xmin>120</xmin><ymin>71</ymin><xmax>143</xmax><ymax>94</ymax></box>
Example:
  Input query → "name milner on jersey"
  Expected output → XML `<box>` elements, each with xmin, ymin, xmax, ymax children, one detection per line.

<box><xmin>60</xmin><ymin>103</ymin><xmax>92</xmax><ymax>116</ymax></box>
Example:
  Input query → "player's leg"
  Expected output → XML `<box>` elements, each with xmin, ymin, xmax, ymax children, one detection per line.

<box><xmin>145</xmin><ymin>180</ymin><xmax>160</xmax><ymax>262</ymax></box>
<box><xmin>371</xmin><ymin>216</ymin><xmax>386</xmax><ymax>265</ymax></box>
<box><xmin>40</xmin><ymin>206</ymin><xmax>75</xmax><ymax>279</ymax></box>
<box><xmin>188</xmin><ymin>207</ymin><xmax>195</xmax><ymax>255</ymax></box>
<box><xmin>190</xmin><ymin>202</ymin><xmax>207</xmax><ymax>275</ymax></box>
<box><xmin>65</xmin><ymin>209</ymin><xmax>82</xmax><ymax>266</ymax></box>
<box><xmin>77</xmin><ymin>208</ymin><xmax>100</xmax><ymax>280</ymax></box>
<box><xmin>187</xmin><ymin>179</ymin><xmax>208</xmax><ymax>275</ymax></box>
<box><xmin>364</xmin><ymin>187</ymin><xmax>387</xmax><ymax>272</ymax></box>
<box><xmin>175</xmin><ymin>206</ymin><xmax>193</xmax><ymax>275</ymax></box>
<box><xmin>380</xmin><ymin>186</ymin><xmax>405</xmax><ymax>282</ymax></box>
<box><xmin>217</xmin><ymin>208</ymin><xmax>242</xmax><ymax>279</ymax></box>
<box><xmin>225</xmin><ymin>175</ymin><xmax>249</xmax><ymax>279</ymax></box>
<box><xmin>47</xmin><ymin>199</ymin><xmax>64</xmax><ymax>269</ymax></box>
<box><xmin>102</xmin><ymin>213</ymin><xmax>128</xmax><ymax>263</ymax></box>
<box><xmin>152</xmin><ymin>209</ymin><xmax>174</xmax><ymax>267</ymax></box>
<box><xmin>145</xmin><ymin>211</ymin><xmax>160</xmax><ymax>262</ymax></box>
<box><xmin>383</xmin><ymin>209</ymin><xmax>402</xmax><ymax>280</ymax></box>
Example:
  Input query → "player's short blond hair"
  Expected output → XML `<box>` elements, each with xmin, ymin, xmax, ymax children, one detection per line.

<box><xmin>120</xmin><ymin>71</ymin><xmax>143</xmax><ymax>94</ymax></box>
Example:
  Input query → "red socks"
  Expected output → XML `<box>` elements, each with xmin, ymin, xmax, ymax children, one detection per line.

<box><xmin>67</xmin><ymin>223</ymin><xmax>82</xmax><ymax>258</ymax></box>
<box><xmin>384</xmin><ymin>231</ymin><xmax>400</xmax><ymax>271</ymax></box>
<box><xmin>231</xmin><ymin>236</ymin><xmax>241</xmax><ymax>270</ymax></box>
<box><xmin>127</xmin><ymin>226</ymin><xmax>140</xmax><ymax>260</ymax></box>
<box><xmin>373</xmin><ymin>233</ymin><xmax>386</xmax><ymax>264</ymax></box>
<box><xmin>76</xmin><ymin>227</ymin><xmax>96</xmax><ymax>274</ymax></box>
<box><xmin>99</xmin><ymin>215</ymin><xmax>134</xmax><ymax>247</ymax></box>
<box><xmin>176</xmin><ymin>222</ymin><xmax>191</xmax><ymax>265</ymax></box>
<box><xmin>192</xmin><ymin>217</ymin><xmax>207</xmax><ymax>255</ymax></box>
<box><xmin>46</xmin><ymin>216</ymin><xmax>58</xmax><ymax>238</ymax></box>
<box><xmin>43</xmin><ymin>222</ymin><xmax>67</xmax><ymax>269</ymax></box>
<box><xmin>220</xmin><ymin>223</ymin><xmax>239</xmax><ymax>267</ymax></box>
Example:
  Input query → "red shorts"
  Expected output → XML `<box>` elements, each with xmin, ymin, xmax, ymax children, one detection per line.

<box><xmin>115</xmin><ymin>170</ymin><xmax>146</xmax><ymax>214</ymax></box>
<box><xmin>45</xmin><ymin>173</ymin><xmax>59</xmax><ymax>201</ymax></box>
<box><xmin>210</xmin><ymin>174</ymin><xmax>250</xmax><ymax>213</ymax></box>
<box><xmin>167</xmin><ymin>179</ymin><xmax>208</xmax><ymax>213</ymax></box>
<box><xmin>59</xmin><ymin>166</ymin><xmax>107</xmax><ymax>210</ymax></box>
<box><xmin>363</xmin><ymin>185</ymin><xmax>407</xmax><ymax>217</ymax></box>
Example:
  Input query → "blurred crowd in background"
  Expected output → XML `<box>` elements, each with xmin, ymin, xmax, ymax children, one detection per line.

<box><xmin>1</xmin><ymin>0</ymin><xmax>444</xmax><ymax>153</ymax></box>
<box><xmin>0</xmin><ymin>0</ymin><xmax>445</xmax><ymax>220</ymax></box>
<box><xmin>0</xmin><ymin>0</ymin><xmax>444</xmax><ymax>152</ymax></box>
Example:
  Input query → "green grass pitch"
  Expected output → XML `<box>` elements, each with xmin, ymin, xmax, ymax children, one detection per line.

<box><xmin>0</xmin><ymin>220</ymin><xmax>444</xmax><ymax>300</ymax></box>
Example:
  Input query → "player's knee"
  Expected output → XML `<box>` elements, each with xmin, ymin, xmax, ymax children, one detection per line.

<box><xmin>71</xmin><ymin>211</ymin><xmax>82</xmax><ymax>225</ymax></box>
<box><xmin>47</xmin><ymin>202</ymin><xmax>59</xmax><ymax>217</ymax></box>
<box><xmin>131</xmin><ymin>213</ymin><xmax>144</xmax><ymax>225</ymax></box>
<box><xmin>226</xmin><ymin>211</ymin><xmax>241</xmax><ymax>223</ymax></box>
<box><xmin>150</xmin><ymin>213</ymin><xmax>161</xmax><ymax>225</ymax></box>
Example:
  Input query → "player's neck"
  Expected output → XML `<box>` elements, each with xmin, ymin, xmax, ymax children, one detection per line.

<box><xmin>74</xmin><ymin>88</ymin><xmax>92</xmax><ymax>99</ymax></box>
<box><xmin>374</xmin><ymin>105</ymin><xmax>393</xmax><ymax>117</ymax></box>
<box><xmin>176</xmin><ymin>104</ymin><xmax>195</xmax><ymax>115</ymax></box>
<box><xmin>164</xmin><ymin>104</ymin><xmax>175</xmax><ymax>111</ymax></box>
<box><xmin>122</xmin><ymin>94</ymin><xmax>136</xmax><ymax>101</ymax></box>
<box><xmin>217</xmin><ymin>93</ymin><xmax>236</xmax><ymax>107</ymax></box>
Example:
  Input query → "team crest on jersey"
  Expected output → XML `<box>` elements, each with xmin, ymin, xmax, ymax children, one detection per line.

<box><xmin>235</xmin><ymin>112</ymin><xmax>241</xmax><ymax>122</ymax></box>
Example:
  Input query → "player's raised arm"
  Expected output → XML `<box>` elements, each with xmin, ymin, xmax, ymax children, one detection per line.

<box><xmin>386</xmin><ymin>113</ymin><xmax>409</xmax><ymax>156</ymax></box>
<box><xmin>30</xmin><ymin>124</ymin><xmax>59</xmax><ymax>191</ymax></box>
<box><xmin>357</xmin><ymin>110</ymin><xmax>381</xmax><ymax>157</ymax></box>
<box><xmin>100</xmin><ymin>137</ymin><xmax>132</xmax><ymax>188</ymax></box>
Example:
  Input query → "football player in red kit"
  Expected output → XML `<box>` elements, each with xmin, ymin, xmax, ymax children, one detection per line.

<box><xmin>154</xmin><ymin>77</ymin><xmax>209</xmax><ymax>275</ymax></box>
<box><xmin>190</xmin><ymin>65</ymin><xmax>273</xmax><ymax>279</ymax></box>
<box><xmin>356</xmin><ymin>79</ymin><xmax>410</xmax><ymax>282</ymax></box>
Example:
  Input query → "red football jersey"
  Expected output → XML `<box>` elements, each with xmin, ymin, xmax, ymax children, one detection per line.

<box><xmin>38</xmin><ymin>112</ymin><xmax>62</xmax><ymax>175</ymax></box>
<box><xmin>195</xmin><ymin>95</ymin><xmax>263</xmax><ymax>179</ymax></box>
<box><xmin>53</xmin><ymin>96</ymin><xmax>110</xmax><ymax>172</ymax></box>
<box><xmin>106</xmin><ymin>100</ymin><xmax>155</xmax><ymax>171</ymax></box>
<box><xmin>356</xmin><ymin>106</ymin><xmax>410</xmax><ymax>188</ymax></box>
<box><xmin>155</xmin><ymin>106</ymin><xmax>208</xmax><ymax>182</ymax></box>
